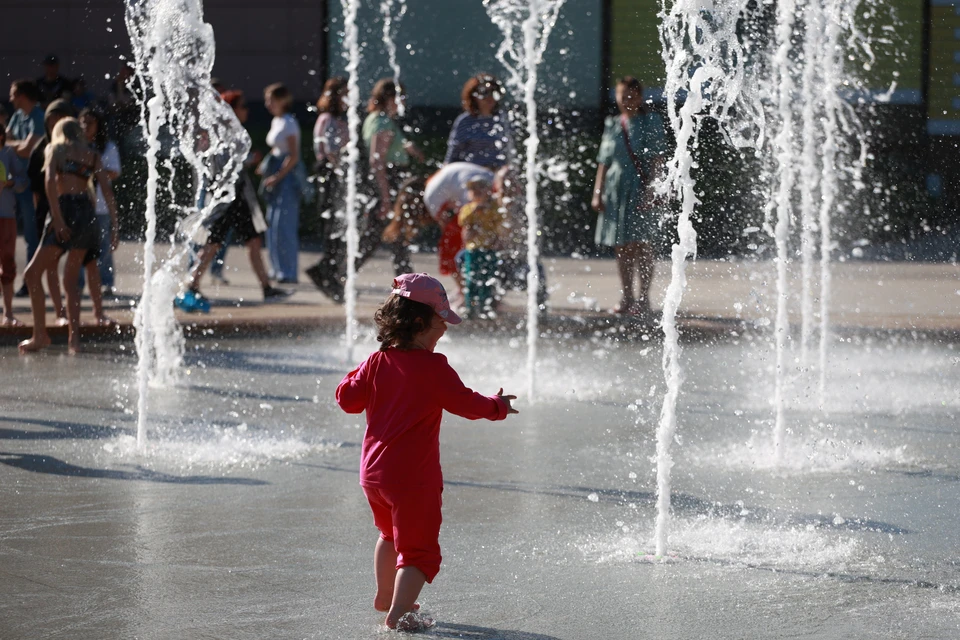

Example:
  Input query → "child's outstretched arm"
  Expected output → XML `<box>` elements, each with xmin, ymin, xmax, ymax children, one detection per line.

<box><xmin>336</xmin><ymin>360</ymin><xmax>370</xmax><ymax>414</ymax></box>
<box><xmin>436</xmin><ymin>358</ymin><xmax>518</xmax><ymax>421</ymax></box>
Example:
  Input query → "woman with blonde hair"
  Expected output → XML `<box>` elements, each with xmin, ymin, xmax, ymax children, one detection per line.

<box><xmin>19</xmin><ymin>117</ymin><xmax>118</xmax><ymax>354</ymax></box>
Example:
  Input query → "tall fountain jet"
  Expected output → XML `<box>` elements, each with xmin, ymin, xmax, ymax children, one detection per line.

<box><xmin>655</xmin><ymin>0</ymin><xmax>765</xmax><ymax>557</ymax></box>
<box><xmin>380</xmin><ymin>0</ymin><xmax>408</xmax><ymax>117</ymax></box>
<box><xmin>799</xmin><ymin>0</ymin><xmax>824</xmax><ymax>371</ymax></box>
<box><xmin>767</xmin><ymin>0</ymin><xmax>870</xmax><ymax>430</ymax></box>
<box><xmin>484</xmin><ymin>0</ymin><xmax>565</xmax><ymax>402</ymax></box>
<box><xmin>342</xmin><ymin>0</ymin><xmax>363</xmax><ymax>364</ymax></box>
<box><xmin>654</xmin><ymin>0</ymin><xmax>876</xmax><ymax>553</ymax></box>
<box><xmin>771</xmin><ymin>0</ymin><xmax>798</xmax><ymax>463</ymax></box>
<box><xmin>125</xmin><ymin>0</ymin><xmax>250</xmax><ymax>446</ymax></box>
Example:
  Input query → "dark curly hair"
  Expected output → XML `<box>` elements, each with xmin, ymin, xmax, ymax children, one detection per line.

<box><xmin>461</xmin><ymin>73</ymin><xmax>502</xmax><ymax>115</ymax></box>
<box><xmin>381</xmin><ymin>175</ymin><xmax>429</xmax><ymax>244</ymax></box>
<box><xmin>367</xmin><ymin>78</ymin><xmax>404</xmax><ymax>114</ymax></box>
<box><xmin>316</xmin><ymin>76</ymin><xmax>348</xmax><ymax>116</ymax></box>
<box><xmin>375</xmin><ymin>294</ymin><xmax>435</xmax><ymax>351</ymax></box>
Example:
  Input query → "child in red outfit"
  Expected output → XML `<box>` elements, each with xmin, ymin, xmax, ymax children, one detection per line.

<box><xmin>336</xmin><ymin>272</ymin><xmax>518</xmax><ymax>631</ymax></box>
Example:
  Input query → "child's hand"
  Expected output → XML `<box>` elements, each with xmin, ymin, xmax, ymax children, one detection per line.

<box><xmin>497</xmin><ymin>388</ymin><xmax>519</xmax><ymax>414</ymax></box>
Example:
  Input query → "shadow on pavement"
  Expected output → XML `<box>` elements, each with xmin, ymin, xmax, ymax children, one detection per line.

<box><xmin>687</xmin><ymin>553</ymin><xmax>960</xmax><ymax>594</ymax></box>
<box><xmin>444</xmin><ymin>477</ymin><xmax>912</xmax><ymax>536</ymax></box>
<box><xmin>182</xmin><ymin>383</ymin><xmax>316</xmax><ymax>404</ymax></box>
<box><xmin>182</xmin><ymin>350</ymin><xmax>345</xmax><ymax>377</ymax></box>
<box><xmin>431</xmin><ymin>623</ymin><xmax>561</xmax><ymax>639</ymax></box>
<box><xmin>0</xmin><ymin>415</ymin><xmax>131</xmax><ymax>441</ymax></box>
<box><xmin>0</xmin><ymin>452</ymin><xmax>268</xmax><ymax>485</ymax></box>
<box><xmin>301</xmin><ymin>461</ymin><xmax>912</xmax><ymax>536</ymax></box>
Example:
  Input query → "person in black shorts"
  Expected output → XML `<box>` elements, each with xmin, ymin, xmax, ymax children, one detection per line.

<box><xmin>19</xmin><ymin>117</ymin><xmax>118</xmax><ymax>354</ymax></box>
<box><xmin>176</xmin><ymin>90</ymin><xmax>292</xmax><ymax>312</ymax></box>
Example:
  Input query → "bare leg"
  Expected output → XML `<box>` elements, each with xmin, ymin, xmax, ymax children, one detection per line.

<box><xmin>85</xmin><ymin>262</ymin><xmax>115</xmax><ymax>324</ymax></box>
<box><xmin>373</xmin><ymin>537</ymin><xmax>398</xmax><ymax>612</ymax></box>
<box><xmin>1</xmin><ymin>278</ymin><xmax>15</xmax><ymax>323</ymax></box>
<box><xmin>245</xmin><ymin>237</ymin><xmax>271</xmax><ymax>289</ymax></box>
<box><xmin>614</xmin><ymin>244</ymin><xmax>637</xmax><ymax>311</ymax></box>
<box><xmin>385</xmin><ymin>566</ymin><xmax>427</xmax><ymax>629</ymax></box>
<box><xmin>62</xmin><ymin>250</ymin><xmax>85</xmax><ymax>355</ymax></box>
<box><xmin>46</xmin><ymin>265</ymin><xmax>66</xmax><ymax>324</ymax></box>
<box><xmin>18</xmin><ymin>246</ymin><xmax>63</xmax><ymax>353</ymax></box>
<box><xmin>635</xmin><ymin>241</ymin><xmax>655</xmax><ymax>313</ymax></box>
<box><xmin>187</xmin><ymin>243</ymin><xmax>222</xmax><ymax>292</ymax></box>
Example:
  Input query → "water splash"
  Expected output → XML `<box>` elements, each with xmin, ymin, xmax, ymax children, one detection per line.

<box><xmin>104</xmin><ymin>427</ymin><xmax>339</xmax><ymax>471</ymax></box>
<box><xmin>484</xmin><ymin>0</ymin><xmax>565</xmax><ymax>402</ymax></box>
<box><xmin>380</xmin><ymin>0</ymin><xmax>408</xmax><ymax>117</ymax></box>
<box><xmin>342</xmin><ymin>0</ymin><xmax>362</xmax><ymax>363</ymax></box>
<box><xmin>581</xmin><ymin>518</ymin><xmax>861</xmax><ymax>571</ymax></box>
<box><xmin>655</xmin><ymin>0</ymin><xmax>764</xmax><ymax>557</ymax></box>
<box><xmin>125</xmin><ymin>0</ymin><xmax>251</xmax><ymax>446</ymax></box>
<box><xmin>697</xmin><ymin>432</ymin><xmax>914</xmax><ymax>474</ymax></box>
<box><xmin>133</xmin><ymin>266</ymin><xmax>184</xmax><ymax>389</ymax></box>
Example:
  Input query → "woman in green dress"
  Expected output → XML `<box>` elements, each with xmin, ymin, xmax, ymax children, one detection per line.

<box><xmin>591</xmin><ymin>76</ymin><xmax>668</xmax><ymax>316</ymax></box>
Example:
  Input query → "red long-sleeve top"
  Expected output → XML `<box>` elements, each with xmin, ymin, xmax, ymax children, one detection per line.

<box><xmin>336</xmin><ymin>349</ymin><xmax>509</xmax><ymax>489</ymax></box>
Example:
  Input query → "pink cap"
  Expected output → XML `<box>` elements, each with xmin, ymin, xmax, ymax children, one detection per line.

<box><xmin>391</xmin><ymin>273</ymin><xmax>462</xmax><ymax>325</ymax></box>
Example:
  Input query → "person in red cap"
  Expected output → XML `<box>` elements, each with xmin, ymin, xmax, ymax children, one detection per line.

<box><xmin>336</xmin><ymin>272</ymin><xmax>518</xmax><ymax>631</ymax></box>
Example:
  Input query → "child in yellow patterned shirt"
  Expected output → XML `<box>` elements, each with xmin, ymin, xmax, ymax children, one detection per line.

<box><xmin>457</xmin><ymin>177</ymin><xmax>504</xmax><ymax>317</ymax></box>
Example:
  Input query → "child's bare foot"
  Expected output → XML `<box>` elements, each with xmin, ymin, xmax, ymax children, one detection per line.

<box><xmin>387</xmin><ymin>610</ymin><xmax>433</xmax><ymax>632</ymax></box>
<box><xmin>1</xmin><ymin>316</ymin><xmax>24</xmax><ymax>327</ymax></box>
<box><xmin>55</xmin><ymin>314</ymin><xmax>69</xmax><ymax>327</ymax></box>
<box><xmin>95</xmin><ymin>315</ymin><xmax>118</xmax><ymax>327</ymax></box>
<box><xmin>374</xmin><ymin>593</ymin><xmax>391</xmax><ymax>612</ymax></box>
<box><xmin>18</xmin><ymin>334</ymin><xmax>51</xmax><ymax>354</ymax></box>
<box><xmin>67</xmin><ymin>336</ymin><xmax>81</xmax><ymax>355</ymax></box>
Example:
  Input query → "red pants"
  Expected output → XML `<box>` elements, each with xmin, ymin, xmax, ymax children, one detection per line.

<box><xmin>438</xmin><ymin>217</ymin><xmax>463</xmax><ymax>276</ymax></box>
<box><xmin>363</xmin><ymin>484</ymin><xmax>443</xmax><ymax>583</ymax></box>
<box><xmin>0</xmin><ymin>218</ymin><xmax>16</xmax><ymax>285</ymax></box>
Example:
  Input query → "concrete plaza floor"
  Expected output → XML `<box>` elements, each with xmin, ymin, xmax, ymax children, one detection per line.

<box><xmin>1</xmin><ymin>237</ymin><xmax>959</xmax><ymax>347</ymax></box>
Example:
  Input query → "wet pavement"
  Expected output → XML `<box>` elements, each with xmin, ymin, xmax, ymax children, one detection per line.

<box><xmin>1</xmin><ymin>238</ymin><xmax>959</xmax><ymax>349</ymax></box>
<box><xmin>2</xmin><ymin>330</ymin><xmax>960</xmax><ymax>639</ymax></box>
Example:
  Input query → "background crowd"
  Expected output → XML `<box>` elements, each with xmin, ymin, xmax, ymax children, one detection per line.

<box><xmin>1</xmin><ymin>54</ymin><xmax>668</xmax><ymax>351</ymax></box>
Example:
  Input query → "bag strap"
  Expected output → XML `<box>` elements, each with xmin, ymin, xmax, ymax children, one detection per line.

<box><xmin>620</xmin><ymin>115</ymin><xmax>648</xmax><ymax>183</ymax></box>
